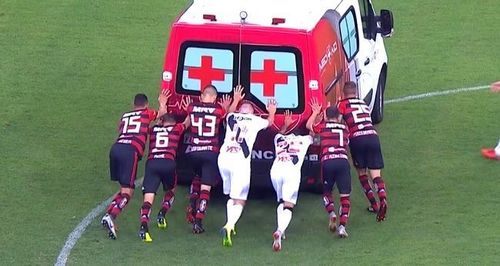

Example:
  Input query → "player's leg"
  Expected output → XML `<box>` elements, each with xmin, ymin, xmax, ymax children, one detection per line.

<box><xmin>102</xmin><ymin>145</ymin><xmax>137</xmax><ymax>239</ymax></box>
<box><xmin>222</xmin><ymin>160</ymin><xmax>250</xmax><ymax>247</ymax></box>
<box><xmin>157</xmin><ymin>159</ymin><xmax>177</xmax><ymax>229</ymax></box>
<box><xmin>273</xmin><ymin>169</ymin><xmax>300</xmax><ymax>252</ymax></box>
<box><xmin>321</xmin><ymin>160</ymin><xmax>337</xmax><ymax>232</ymax></box>
<box><xmin>218</xmin><ymin>153</ymin><xmax>232</xmax><ymax>196</ymax></box>
<box><xmin>186</xmin><ymin>153</ymin><xmax>202</xmax><ymax>224</ymax></box>
<box><xmin>351</xmin><ymin>138</ymin><xmax>378</xmax><ymax>213</ymax></box>
<box><xmin>138</xmin><ymin>160</ymin><xmax>163</xmax><ymax>242</ymax></box>
<box><xmin>366</xmin><ymin>136</ymin><xmax>387</xmax><ymax>222</ymax></box>
<box><xmin>336</xmin><ymin>159</ymin><xmax>352</xmax><ymax>238</ymax></box>
<box><xmin>193</xmin><ymin>152</ymin><xmax>218</xmax><ymax>234</ymax></box>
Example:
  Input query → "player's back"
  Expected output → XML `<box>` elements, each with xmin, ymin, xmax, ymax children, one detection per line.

<box><xmin>337</xmin><ymin>98</ymin><xmax>376</xmax><ymax>139</ymax></box>
<box><xmin>186</xmin><ymin>102</ymin><xmax>225</xmax><ymax>152</ymax></box>
<box><xmin>116</xmin><ymin>108</ymin><xmax>157</xmax><ymax>157</ymax></box>
<box><xmin>315</xmin><ymin>122</ymin><xmax>349</xmax><ymax>161</ymax></box>
<box><xmin>148</xmin><ymin>123</ymin><xmax>185</xmax><ymax>161</ymax></box>
<box><xmin>221</xmin><ymin>113</ymin><xmax>268</xmax><ymax>158</ymax></box>
<box><xmin>273</xmin><ymin>134</ymin><xmax>312</xmax><ymax>166</ymax></box>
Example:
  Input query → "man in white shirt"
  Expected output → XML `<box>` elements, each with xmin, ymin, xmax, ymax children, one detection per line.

<box><xmin>218</xmin><ymin>86</ymin><xmax>277</xmax><ymax>247</ymax></box>
<box><xmin>270</xmin><ymin>111</ymin><xmax>313</xmax><ymax>252</ymax></box>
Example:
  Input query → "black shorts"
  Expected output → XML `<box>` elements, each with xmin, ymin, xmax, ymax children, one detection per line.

<box><xmin>142</xmin><ymin>159</ymin><xmax>176</xmax><ymax>194</ymax></box>
<box><xmin>322</xmin><ymin>159</ymin><xmax>351</xmax><ymax>194</ymax></box>
<box><xmin>109</xmin><ymin>143</ymin><xmax>139</xmax><ymax>189</ymax></box>
<box><xmin>349</xmin><ymin>135</ymin><xmax>384</xmax><ymax>169</ymax></box>
<box><xmin>187</xmin><ymin>151</ymin><xmax>220</xmax><ymax>186</ymax></box>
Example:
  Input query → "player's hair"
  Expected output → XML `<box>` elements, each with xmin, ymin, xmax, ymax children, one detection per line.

<box><xmin>160</xmin><ymin>113</ymin><xmax>176</xmax><ymax>124</ymax></box>
<box><xmin>134</xmin><ymin>93</ymin><xmax>149</xmax><ymax>107</ymax></box>
<box><xmin>202</xmin><ymin>85</ymin><xmax>218</xmax><ymax>96</ymax></box>
<box><xmin>343</xmin><ymin>81</ymin><xmax>357</xmax><ymax>95</ymax></box>
<box><xmin>325</xmin><ymin>106</ymin><xmax>341</xmax><ymax>120</ymax></box>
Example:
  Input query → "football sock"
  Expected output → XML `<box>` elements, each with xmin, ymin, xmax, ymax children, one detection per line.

<box><xmin>373</xmin><ymin>177</ymin><xmax>387</xmax><ymax>202</ymax></box>
<box><xmin>495</xmin><ymin>139</ymin><xmax>500</xmax><ymax>156</ymax></box>
<box><xmin>225</xmin><ymin>199</ymin><xmax>244</xmax><ymax>228</ymax></box>
<box><xmin>277</xmin><ymin>206</ymin><xmax>293</xmax><ymax>233</ymax></box>
<box><xmin>195</xmin><ymin>189</ymin><xmax>210</xmax><ymax>220</ymax></box>
<box><xmin>322</xmin><ymin>193</ymin><xmax>335</xmax><ymax>214</ymax></box>
<box><xmin>359</xmin><ymin>174</ymin><xmax>378</xmax><ymax>209</ymax></box>
<box><xmin>339</xmin><ymin>196</ymin><xmax>351</xmax><ymax>226</ymax></box>
<box><xmin>160</xmin><ymin>190</ymin><xmax>175</xmax><ymax>214</ymax></box>
<box><xmin>189</xmin><ymin>177</ymin><xmax>201</xmax><ymax>210</ymax></box>
<box><xmin>109</xmin><ymin>193</ymin><xmax>130</xmax><ymax>219</ymax></box>
<box><xmin>106</xmin><ymin>193</ymin><xmax>123</xmax><ymax>214</ymax></box>
<box><xmin>140</xmin><ymin>202</ymin><xmax>152</xmax><ymax>225</ymax></box>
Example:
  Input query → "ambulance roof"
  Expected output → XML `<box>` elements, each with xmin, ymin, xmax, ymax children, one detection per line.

<box><xmin>177</xmin><ymin>0</ymin><xmax>344</xmax><ymax>31</ymax></box>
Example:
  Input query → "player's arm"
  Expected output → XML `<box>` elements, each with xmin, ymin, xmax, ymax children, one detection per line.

<box><xmin>266</xmin><ymin>98</ymin><xmax>277</xmax><ymax>127</ymax></box>
<box><xmin>156</xmin><ymin>90</ymin><xmax>171</xmax><ymax>118</ymax></box>
<box><xmin>280</xmin><ymin>110</ymin><xmax>295</xmax><ymax>134</ymax></box>
<box><xmin>306</xmin><ymin>97</ymin><xmax>323</xmax><ymax>132</ymax></box>
<box><xmin>227</xmin><ymin>85</ymin><xmax>245</xmax><ymax>113</ymax></box>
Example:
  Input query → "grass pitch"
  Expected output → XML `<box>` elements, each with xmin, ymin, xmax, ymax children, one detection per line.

<box><xmin>1</xmin><ymin>0</ymin><xmax>499</xmax><ymax>265</ymax></box>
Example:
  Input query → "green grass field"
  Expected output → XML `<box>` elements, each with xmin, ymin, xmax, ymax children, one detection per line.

<box><xmin>1</xmin><ymin>0</ymin><xmax>499</xmax><ymax>265</ymax></box>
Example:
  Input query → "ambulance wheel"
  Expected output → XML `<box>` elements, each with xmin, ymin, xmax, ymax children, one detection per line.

<box><xmin>371</xmin><ymin>68</ymin><xmax>386</xmax><ymax>124</ymax></box>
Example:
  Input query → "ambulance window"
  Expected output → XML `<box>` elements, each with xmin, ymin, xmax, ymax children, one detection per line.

<box><xmin>339</xmin><ymin>7</ymin><xmax>359</xmax><ymax>61</ymax></box>
<box><xmin>358</xmin><ymin>0</ymin><xmax>376</xmax><ymax>40</ymax></box>
<box><xmin>177</xmin><ymin>42</ymin><xmax>236</xmax><ymax>94</ymax></box>
<box><xmin>247</xmin><ymin>48</ymin><xmax>304</xmax><ymax>111</ymax></box>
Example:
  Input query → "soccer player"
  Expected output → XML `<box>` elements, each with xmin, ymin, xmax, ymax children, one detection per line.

<box><xmin>138</xmin><ymin>113</ymin><xmax>187</xmax><ymax>242</ymax></box>
<box><xmin>481</xmin><ymin>83</ymin><xmax>500</xmax><ymax>160</ymax></box>
<box><xmin>337</xmin><ymin>81</ymin><xmax>388</xmax><ymax>222</ymax></box>
<box><xmin>219</xmin><ymin>87</ymin><xmax>277</xmax><ymax>247</ymax></box>
<box><xmin>306</xmin><ymin>98</ymin><xmax>351</xmax><ymax>238</ymax></box>
<box><xmin>184</xmin><ymin>85</ymin><xmax>233</xmax><ymax>234</ymax></box>
<box><xmin>270</xmin><ymin>111</ymin><xmax>313</xmax><ymax>252</ymax></box>
<box><xmin>102</xmin><ymin>92</ymin><xmax>168</xmax><ymax>239</ymax></box>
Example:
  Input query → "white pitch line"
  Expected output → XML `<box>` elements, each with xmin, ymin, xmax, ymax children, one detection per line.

<box><xmin>54</xmin><ymin>83</ymin><xmax>491</xmax><ymax>266</ymax></box>
<box><xmin>55</xmin><ymin>178</ymin><xmax>142</xmax><ymax>266</ymax></box>
<box><xmin>385</xmin><ymin>85</ymin><xmax>489</xmax><ymax>104</ymax></box>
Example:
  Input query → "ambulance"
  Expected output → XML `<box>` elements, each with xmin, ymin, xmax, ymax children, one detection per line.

<box><xmin>160</xmin><ymin>0</ymin><xmax>394</xmax><ymax>191</ymax></box>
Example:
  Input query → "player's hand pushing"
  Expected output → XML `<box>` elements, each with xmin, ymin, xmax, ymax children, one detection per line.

<box><xmin>219</xmin><ymin>94</ymin><xmax>232</xmax><ymax>111</ymax></box>
<box><xmin>310</xmin><ymin>97</ymin><xmax>323</xmax><ymax>114</ymax></box>
<box><xmin>233</xmin><ymin>85</ymin><xmax>246</xmax><ymax>102</ymax></box>
<box><xmin>267</xmin><ymin>99</ymin><xmax>277</xmax><ymax>114</ymax></box>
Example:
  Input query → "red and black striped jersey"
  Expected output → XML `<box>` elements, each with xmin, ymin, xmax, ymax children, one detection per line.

<box><xmin>147</xmin><ymin>123</ymin><xmax>185</xmax><ymax>161</ymax></box>
<box><xmin>337</xmin><ymin>98</ymin><xmax>377</xmax><ymax>139</ymax></box>
<box><xmin>186</xmin><ymin>102</ymin><xmax>226</xmax><ymax>153</ymax></box>
<box><xmin>115</xmin><ymin>108</ymin><xmax>157</xmax><ymax>157</ymax></box>
<box><xmin>313</xmin><ymin>121</ymin><xmax>349</xmax><ymax>162</ymax></box>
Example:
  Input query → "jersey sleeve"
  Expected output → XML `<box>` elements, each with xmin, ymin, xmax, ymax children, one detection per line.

<box><xmin>256</xmin><ymin>116</ymin><xmax>270</xmax><ymax>130</ymax></box>
<box><xmin>337</xmin><ymin>100</ymin><xmax>346</xmax><ymax>115</ymax></box>
<box><xmin>302</xmin><ymin>135</ymin><xmax>313</xmax><ymax>146</ymax></box>
<box><xmin>312</xmin><ymin>122</ymin><xmax>323</xmax><ymax>134</ymax></box>
<box><xmin>175</xmin><ymin>123</ymin><xmax>186</xmax><ymax>133</ymax></box>
<box><xmin>147</xmin><ymin>109</ymin><xmax>158</xmax><ymax>121</ymax></box>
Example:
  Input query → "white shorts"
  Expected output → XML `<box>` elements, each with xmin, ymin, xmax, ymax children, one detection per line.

<box><xmin>218</xmin><ymin>153</ymin><xmax>251</xmax><ymax>200</ymax></box>
<box><xmin>270</xmin><ymin>162</ymin><xmax>301</xmax><ymax>205</ymax></box>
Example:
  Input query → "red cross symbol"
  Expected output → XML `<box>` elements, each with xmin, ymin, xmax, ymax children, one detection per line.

<box><xmin>251</xmin><ymin>59</ymin><xmax>288</xmax><ymax>97</ymax></box>
<box><xmin>188</xmin><ymin>56</ymin><xmax>225</xmax><ymax>90</ymax></box>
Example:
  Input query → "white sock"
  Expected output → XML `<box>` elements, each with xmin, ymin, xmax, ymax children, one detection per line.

<box><xmin>225</xmin><ymin>199</ymin><xmax>243</xmax><ymax>228</ymax></box>
<box><xmin>495</xmin><ymin>139</ymin><xmax>500</xmax><ymax>156</ymax></box>
<box><xmin>277</xmin><ymin>206</ymin><xmax>292</xmax><ymax>233</ymax></box>
<box><xmin>276</xmin><ymin>203</ymin><xmax>283</xmax><ymax>228</ymax></box>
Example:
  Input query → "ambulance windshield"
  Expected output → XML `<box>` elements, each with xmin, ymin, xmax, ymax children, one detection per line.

<box><xmin>176</xmin><ymin>41</ymin><xmax>305</xmax><ymax>112</ymax></box>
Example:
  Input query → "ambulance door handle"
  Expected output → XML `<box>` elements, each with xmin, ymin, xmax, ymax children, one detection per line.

<box><xmin>364</xmin><ymin>58</ymin><xmax>371</xmax><ymax>66</ymax></box>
